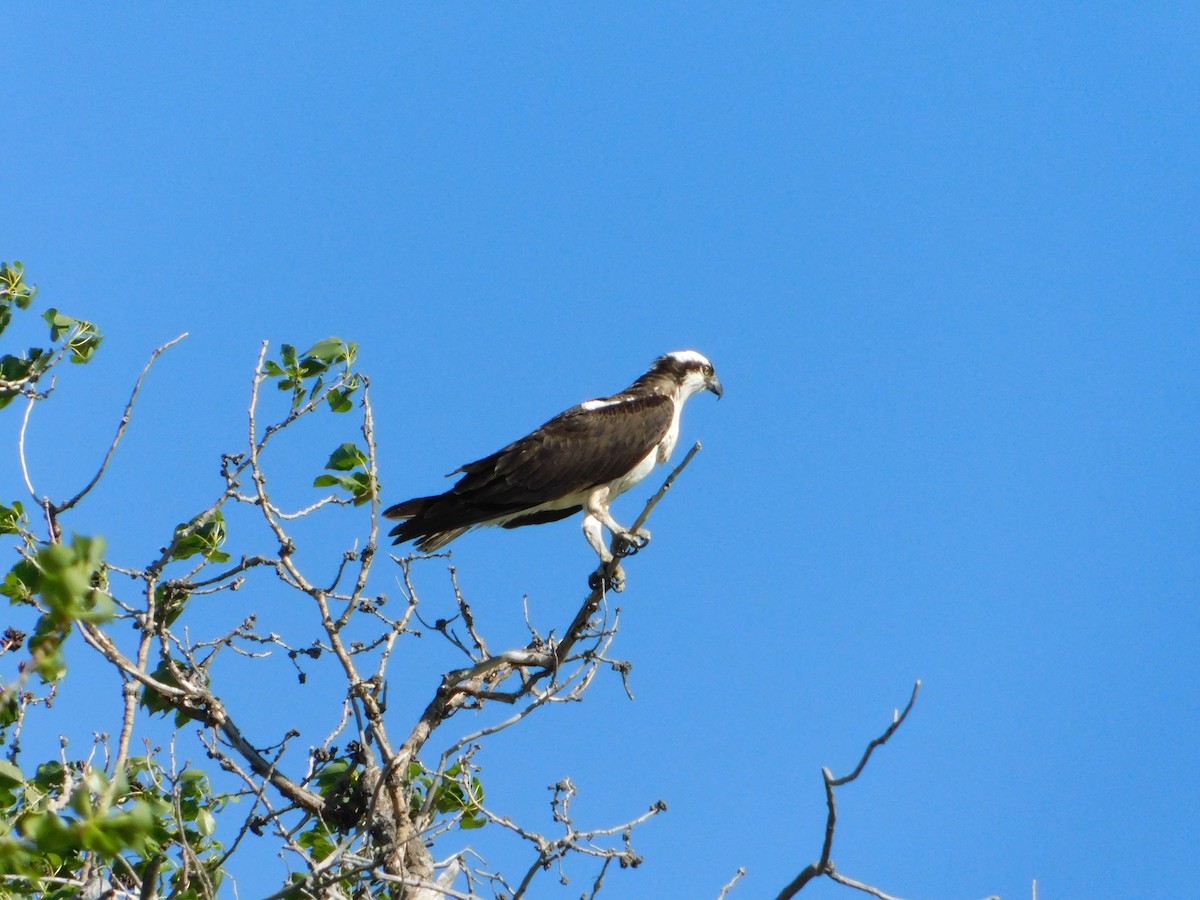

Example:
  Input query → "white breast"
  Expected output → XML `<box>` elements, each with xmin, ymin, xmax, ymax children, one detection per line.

<box><xmin>657</xmin><ymin>397</ymin><xmax>684</xmax><ymax>463</ymax></box>
<box><xmin>608</xmin><ymin>446</ymin><xmax>659</xmax><ymax>498</ymax></box>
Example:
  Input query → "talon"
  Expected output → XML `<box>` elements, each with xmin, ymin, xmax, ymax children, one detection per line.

<box><xmin>608</xmin><ymin>562</ymin><xmax>626</xmax><ymax>593</ymax></box>
<box><xmin>614</xmin><ymin>529</ymin><xmax>650</xmax><ymax>558</ymax></box>
<box><xmin>589</xmin><ymin>561</ymin><xmax>626</xmax><ymax>593</ymax></box>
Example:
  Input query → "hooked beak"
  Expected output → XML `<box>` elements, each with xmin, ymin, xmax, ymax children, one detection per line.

<box><xmin>707</xmin><ymin>374</ymin><xmax>723</xmax><ymax>400</ymax></box>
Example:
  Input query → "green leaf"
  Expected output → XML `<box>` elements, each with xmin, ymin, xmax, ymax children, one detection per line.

<box><xmin>33</xmin><ymin>760</ymin><xmax>66</xmax><ymax>790</ymax></box>
<box><xmin>170</xmin><ymin>512</ymin><xmax>231</xmax><ymax>564</ymax></box>
<box><xmin>194</xmin><ymin>809</ymin><xmax>216</xmax><ymax>838</ymax></box>
<box><xmin>304</xmin><ymin>337</ymin><xmax>356</xmax><ymax>365</ymax></box>
<box><xmin>0</xmin><ymin>757</ymin><xmax>22</xmax><ymax>807</ymax></box>
<box><xmin>2</xmin><ymin>558</ymin><xmax>40</xmax><ymax>604</ymax></box>
<box><xmin>315</xmin><ymin>759</ymin><xmax>353</xmax><ymax>794</ymax></box>
<box><xmin>139</xmin><ymin>660</ymin><xmax>184</xmax><ymax>718</ymax></box>
<box><xmin>21</xmin><ymin>806</ymin><xmax>75</xmax><ymax>854</ymax></box>
<box><xmin>313</xmin><ymin>444</ymin><xmax>376</xmax><ymax>503</ymax></box>
<box><xmin>325</xmin><ymin>388</ymin><xmax>354</xmax><ymax>413</ymax></box>
<box><xmin>64</xmin><ymin>322</ymin><xmax>102</xmax><ymax>364</ymax></box>
<box><xmin>0</xmin><ymin>759</ymin><xmax>24</xmax><ymax>787</ymax></box>
<box><xmin>154</xmin><ymin>583</ymin><xmax>190</xmax><ymax>627</ymax></box>
<box><xmin>3</xmin><ymin>536</ymin><xmax>114</xmax><ymax>690</ymax></box>
<box><xmin>323</xmin><ymin>443</ymin><xmax>368</xmax><ymax>472</ymax></box>
<box><xmin>313</xmin><ymin>472</ymin><xmax>375</xmax><ymax>505</ymax></box>
<box><xmin>0</xmin><ymin>691</ymin><xmax>20</xmax><ymax>730</ymax></box>
<box><xmin>0</xmin><ymin>262</ymin><xmax>37</xmax><ymax>315</ymax></box>
<box><xmin>41</xmin><ymin>310</ymin><xmax>76</xmax><ymax>342</ymax></box>
<box><xmin>0</xmin><ymin>347</ymin><xmax>53</xmax><ymax>406</ymax></box>
<box><xmin>296</xmin><ymin>826</ymin><xmax>335</xmax><ymax>861</ymax></box>
<box><xmin>29</xmin><ymin>616</ymin><xmax>69</xmax><ymax>684</ymax></box>
<box><xmin>350</xmin><ymin>473</ymin><xmax>376</xmax><ymax>505</ymax></box>
<box><xmin>37</xmin><ymin>310</ymin><xmax>103</xmax><ymax>364</ymax></box>
<box><xmin>0</xmin><ymin>501</ymin><xmax>26</xmax><ymax>535</ymax></box>
<box><xmin>264</xmin><ymin>337</ymin><xmax>359</xmax><ymax>416</ymax></box>
<box><xmin>298</xmin><ymin>358</ymin><xmax>328</xmax><ymax>379</ymax></box>
<box><xmin>33</xmin><ymin>536</ymin><xmax>114</xmax><ymax>623</ymax></box>
<box><xmin>307</xmin><ymin>375</ymin><xmax>325</xmax><ymax>404</ymax></box>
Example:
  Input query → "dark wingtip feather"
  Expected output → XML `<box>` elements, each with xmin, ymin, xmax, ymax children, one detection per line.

<box><xmin>385</xmin><ymin>498</ymin><xmax>473</xmax><ymax>550</ymax></box>
<box><xmin>382</xmin><ymin>496</ymin><xmax>433</xmax><ymax>521</ymax></box>
<box><xmin>388</xmin><ymin>521</ymin><xmax>430</xmax><ymax>547</ymax></box>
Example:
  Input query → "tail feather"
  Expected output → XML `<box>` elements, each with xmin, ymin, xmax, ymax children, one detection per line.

<box><xmin>413</xmin><ymin>527</ymin><xmax>470</xmax><ymax>552</ymax></box>
<box><xmin>382</xmin><ymin>495</ymin><xmax>434</xmax><ymax>521</ymax></box>
<box><xmin>385</xmin><ymin>495</ymin><xmax>480</xmax><ymax>551</ymax></box>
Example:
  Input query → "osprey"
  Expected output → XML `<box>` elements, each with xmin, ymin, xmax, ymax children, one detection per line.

<box><xmin>385</xmin><ymin>350</ymin><xmax>721</xmax><ymax>585</ymax></box>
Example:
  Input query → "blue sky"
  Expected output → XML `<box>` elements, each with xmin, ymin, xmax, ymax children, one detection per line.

<box><xmin>4</xmin><ymin>5</ymin><xmax>1198</xmax><ymax>898</ymax></box>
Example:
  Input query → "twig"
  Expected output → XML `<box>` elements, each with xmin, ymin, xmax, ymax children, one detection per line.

<box><xmin>18</xmin><ymin>396</ymin><xmax>37</xmax><ymax>500</ymax></box>
<box><xmin>830</xmin><ymin>681</ymin><xmax>920</xmax><ymax>787</ymax></box>
<box><xmin>586</xmin><ymin>857</ymin><xmax>613</xmax><ymax>899</ymax></box>
<box><xmin>774</xmin><ymin>680</ymin><xmax>921</xmax><ymax>900</ymax></box>
<box><xmin>630</xmin><ymin>440</ymin><xmax>702</xmax><ymax>534</ymax></box>
<box><xmin>827</xmin><ymin>869</ymin><xmax>907</xmax><ymax>900</ymax></box>
<box><xmin>449</xmin><ymin>566</ymin><xmax>487</xmax><ymax>659</ymax></box>
<box><xmin>716</xmin><ymin>867</ymin><xmax>747</xmax><ymax>899</ymax></box>
<box><xmin>57</xmin><ymin>332</ymin><xmax>188</xmax><ymax>514</ymax></box>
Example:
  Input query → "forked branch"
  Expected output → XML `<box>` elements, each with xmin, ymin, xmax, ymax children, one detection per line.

<box><xmin>775</xmin><ymin>680</ymin><xmax>921</xmax><ymax>900</ymax></box>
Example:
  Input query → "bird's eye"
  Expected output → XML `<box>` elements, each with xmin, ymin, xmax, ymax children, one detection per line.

<box><xmin>703</xmin><ymin>364</ymin><xmax>713</xmax><ymax>376</ymax></box>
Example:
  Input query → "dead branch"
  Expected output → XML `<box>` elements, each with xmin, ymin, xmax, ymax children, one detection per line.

<box><xmin>57</xmin><ymin>332</ymin><xmax>189</xmax><ymax>514</ymax></box>
<box><xmin>716</xmin><ymin>867</ymin><xmax>747</xmax><ymax>900</ymax></box>
<box><xmin>775</xmin><ymin>680</ymin><xmax>921</xmax><ymax>900</ymax></box>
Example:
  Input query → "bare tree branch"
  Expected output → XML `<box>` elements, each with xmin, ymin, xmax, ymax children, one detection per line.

<box><xmin>774</xmin><ymin>680</ymin><xmax>921</xmax><ymax>900</ymax></box>
<box><xmin>17</xmin><ymin>395</ymin><xmax>38</xmax><ymax>501</ymax></box>
<box><xmin>56</xmin><ymin>332</ymin><xmax>189</xmax><ymax>514</ymax></box>
<box><xmin>716</xmin><ymin>867</ymin><xmax>747</xmax><ymax>900</ymax></box>
<box><xmin>631</xmin><ymin>439</ymin><xmax>702</xmax><ymax>534</ymax></box>
<box><xmin>830</xmin><ymin>681</ymin><xmax>920</xmax><ymax>787</ymax></box>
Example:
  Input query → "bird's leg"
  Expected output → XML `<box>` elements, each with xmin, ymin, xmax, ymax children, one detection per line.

<box><xmin>582</xmin><ymin>512</ymin><xmax>612</xmax><ymax>563</ymax></box>
<box><xmin>585</xmin><ymin>489</ymin><xmax>651</xmax><ymax>560</ymax></box>
<box><xmin>583</xmin><ymin>504</ymin><xmax>628</xmax><ymax>592</ymax></box>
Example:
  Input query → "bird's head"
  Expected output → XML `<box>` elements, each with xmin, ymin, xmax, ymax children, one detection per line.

<box><xmin>656</xmin><ymin>350</ymin><xmax>723</xmax><ymax>400</ymax></box>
